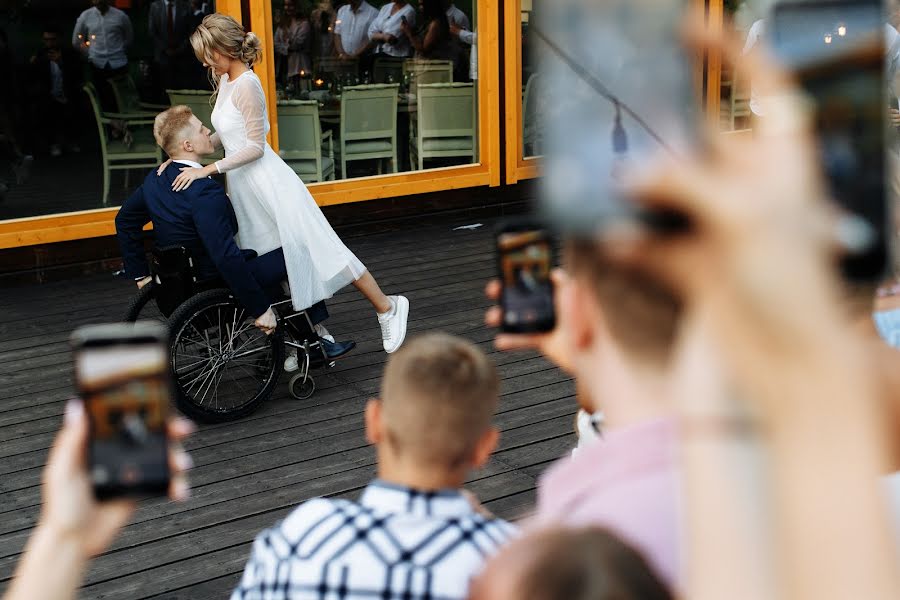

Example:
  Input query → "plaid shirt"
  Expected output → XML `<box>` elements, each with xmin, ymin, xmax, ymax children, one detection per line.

<box><xmin>231</xmin><ymin>481</ymin><xmax>516</xmax><ymax>600</ymax></box>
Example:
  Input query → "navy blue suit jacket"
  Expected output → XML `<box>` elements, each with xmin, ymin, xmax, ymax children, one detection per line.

<box><xmin>115</xmin><ymin>163</ymin><xmax>272</xmax><ymax>317</ymax></box>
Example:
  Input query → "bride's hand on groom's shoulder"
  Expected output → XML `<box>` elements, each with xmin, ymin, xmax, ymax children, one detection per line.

<box><xmin>172</xmin><ymin>167</ymin><xmax>211</xmax><ymax>192</ymax></box>
<box><xmin>156</xmin><ymin>159</ymin><xmax>173</xmax><ymax>176</ymax></box>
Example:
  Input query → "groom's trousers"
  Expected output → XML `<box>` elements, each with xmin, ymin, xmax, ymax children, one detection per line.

<box><xmin>245</xmin><ymin>248</ymin><xmax>329</xmax><ymax>325</ymax></box>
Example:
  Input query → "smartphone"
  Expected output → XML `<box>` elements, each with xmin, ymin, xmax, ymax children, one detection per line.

<box><xmin>496</xmin><ymin>224</ymin><xmax>556</xmax><ymax>333</ymax></box>
<box><xmin>770</xmin><ymin>0</ymin><xmax>890</xmax><ymax>282</ymax></box>
<box><xmin>537</xmin><ymin>0</ymin><xmax>697</xmax><ymax>234</ymax></box>
<box><xmin>71</xmin><ymin>322</ymin><xmax>171</xmax><ymax>500</ymax></box>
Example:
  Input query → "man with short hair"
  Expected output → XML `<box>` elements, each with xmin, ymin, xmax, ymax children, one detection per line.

<box><xmin>487</xmin><ymin>240</ymin><xmax>684</xmax><ymax>587</ymax></box>
<box><xmin>115</xmin><ymin>106</ymin><xmax>354</xmax><ymax>358</ymax></box>
<box><xmin>230</xmin><ymin>333</ymin><xmax>515</xmax><ymax>600</ymax></box>
<box><xmin>72</xmin><ymin>0</ymin><xmax>133</xmax><ymax>112</ymax></box>
<box><xmin>334</xmin><ymin>0</ymin><xmax>378</xmax><ymax>60</ymax></box>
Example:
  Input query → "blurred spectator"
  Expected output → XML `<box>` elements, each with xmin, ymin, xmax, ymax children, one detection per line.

<box><xmin>0</xmin><ymin>27</ymin><xmax>30</xmax><ymax>199</ymax></box>
<box><xmin>187</xmin><ymin>0</ymin><xmax>212</xmax><ymax>88</ymax></box>
<box><xmin>445</xmin><ymin>0</ymin><xmax>470</xmax><ymax>80</ymax></box>
<box><xmin>72</xmin><ymin>0</ymin><xmax>134</xmax><ymax>112</ymax></box>
<box><xmin>444</xmin><ymin>1</ymin><xmax>469</xmax><ymax>31</ymax></box>
<box><xmin>310</xmin><ymin>1</ymin><xmax>337</xmax><ymax>63</ymax></box>
<box><xmin>1</xmin><ymin>399</ymin><xmax>193</xmax><ymax>600</ymax></box>
<box><xmin>230</xmin><ymin>334</ymin><xmax>515</xmax><ymax>600</ymax></box>
<box><xmin>334</xmin><ymin>0</ymin><xmax>378</xmax><ymax>61</ymax></box>
<box><xmin>486</xmin><ymin>245</ymin><xmax>684</xmax><ymax>588</ymax></box>
<box><xmin>449</xmin><ymin>19</ymin><xmax>475</xmax><ymax>80</ymax></box>
<box><xmin>149</xmin><ymin>0</ymin><xmax>194</xmax><ymax>100</ymax></box>
<box><xmin>368</xmin><ymin>0</ymin><xmax>415</xmax><ymax>59</ymax></box>
<box><xmin>469</xmin><ymin>527</ymin><xmax>673</xmax><ymax>600</ymax></box>
<box><xmin>28</xmin><ymin>24</ymin><xmax>84</xmax><ymax>158</ymax></box>
<box><xmin>274</xmin><ymin>0</ymin><xmax>311</xmax><ymax>86</ymax></box>
<box><xmin>401</xmin><ymin>0</ymin><xmax>454</xmax><ymax>61</ymax></box>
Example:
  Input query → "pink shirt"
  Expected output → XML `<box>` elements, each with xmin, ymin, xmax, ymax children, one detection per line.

<box><xmin>533</xmin><ymin>416</ymin><xmax>682</xmax><ymax>588</ymax></box>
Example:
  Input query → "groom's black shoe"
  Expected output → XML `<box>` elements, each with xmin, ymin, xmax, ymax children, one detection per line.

<box><xmin>321</xmin><ymin>337</ymin><xmax>356</xmax><ymax>360</ymax></box>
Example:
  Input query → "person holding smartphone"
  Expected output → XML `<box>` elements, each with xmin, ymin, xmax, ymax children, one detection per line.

<box><xmin>2</xmin><ymin>399</ymin><xmax>193</xmax><ymax>600</ymax></box>
<box><xmin>367</xmin><ymin>0</ymin><xmax>416</xmax><ymax>58</ymax></box>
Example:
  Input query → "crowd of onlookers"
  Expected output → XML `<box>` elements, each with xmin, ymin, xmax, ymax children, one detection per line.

<box><xmin>274</xmin><ymin>0</ymin><xmax>475</xmax><ymax>88</ymax></box>
<box><xmin>0</xmin><ymin>0</ymin><xmax>475</xmax><ymax>200</ymax></box>
<box><xmin>4</xmin><ymin>11</ymin><xmax>900</xmax><ymax>600</ymax></box>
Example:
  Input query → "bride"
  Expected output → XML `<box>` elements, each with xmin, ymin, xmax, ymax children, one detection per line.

<box><xmin>169</xmin><ymin>13</ymin><xmax>408</xmax><ymax>354</ymax></box>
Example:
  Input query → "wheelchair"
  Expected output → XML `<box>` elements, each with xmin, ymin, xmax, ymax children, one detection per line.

<box><xmin>123</xmin><ymin>246</ymin><xmax>336</xmax><ymax>423</ymax></box>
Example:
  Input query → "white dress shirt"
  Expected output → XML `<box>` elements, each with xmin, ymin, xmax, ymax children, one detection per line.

<box><xmin>446</xmin><ymin>4</ymin><xmax>470</xmax><ymax>31</ymax></box>
<box><xmin>368</xmin><ymin>2</ymin><xmax>416</xmax><ymax>58</ymax></box>
<box><xmin>72</xmin><ymin>6</ymin><xmax>133</xmax><ymax>69</ymax></box>
<box><xmin>335</xmin><ymin>1</ymin><xmax>379</xmax><ymax>56</ymax></box>
<box><xmin>231</xmin><ymin>481</ymin><xmax>516</xmax><ymax>600</ymax></box>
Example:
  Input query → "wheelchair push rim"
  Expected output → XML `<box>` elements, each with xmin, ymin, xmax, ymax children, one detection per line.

<box><xmin>169</xmin><ymin>291</ymin><xmax>283</xmax><ymax>421</ymax></box>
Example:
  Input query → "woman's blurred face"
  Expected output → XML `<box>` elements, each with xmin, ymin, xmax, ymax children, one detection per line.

<box><xmin>284</xmin><ymin>0</ymin><xmax>296</xmax><ymax>17</ymax></box>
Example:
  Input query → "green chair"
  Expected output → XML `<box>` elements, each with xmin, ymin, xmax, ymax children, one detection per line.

<box><xmin>373</xmin><ymin>56</ymin><xmax>405</xmax><ymax>84</ymax></box>
<box><xmin>166</xmin><ymin>89</ymin><xmax>225</xmax><ymax>164</ymax></box>
<box><xmin>108</xmin><ymin>74</ymin><xmax>168</xmax><ymax>116</ymax></box>
<box><xmin>277</xmin><ymin>100</ymin><xmax>335</xmax><ymax>183</ymax></box>
<box><xmin>409</xmin><ymin>83</ymin><xmax>476</xmax><ymax>171</ymax></box>
<box><xmin>402</xmin><ymin>59</ymin><xmax>453</xmax><ymax>94</ymax></box>
<box><xmin>339</xmin><ymin>84</ymin><xmax>399</xmax><ymax>178</ymax></box>
<box><xmin>84</xmin><ymin>83</ymin><xmax>162</xmax><ymax>206</ymax></box>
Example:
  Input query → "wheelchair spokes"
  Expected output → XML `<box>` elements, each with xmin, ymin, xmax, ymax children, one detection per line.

<box><xmin>172</xmin><ymin>300</ymin><xmax>279</xmax><ymax>415</ymax></box>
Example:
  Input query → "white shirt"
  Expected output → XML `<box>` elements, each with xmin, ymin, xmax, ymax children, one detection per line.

<box><xmin>174</xmin><ymin>159</ymin><xmax>203</xmax><ymax>169</ymax></box>
<box><xmin>458</xmin><ymin>29</ymin><xmax>476</xmax><ymax>80</ymax></box>
<box><xmin>72</xmin><ymin>6</ymin><xmax>133</xmax><ymax>69</ymax></box>
<box><xmin>446</xmin><ymin>4</ymin><xmax>470</xmax><ymax>31</ymax></box>
<box><xmin>368</xmin><ymin>2</ymin><xmax>416</xmax><ymax>58</ymax></box>
<box><xmin>230</xmin><ymin>481</ymin><xmax>516</xmax><ymax>600</ymax></box>
<box><xmin>334</xmin><ymin>1</ymin><xmax>379</xmax><ymax>56</ymax></box>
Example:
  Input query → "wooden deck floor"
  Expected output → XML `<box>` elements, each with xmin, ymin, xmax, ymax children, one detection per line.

<box><xmin>0</xmin><ymin>218</ymin><xmax>576</xmax><ymax>599</ymax></box>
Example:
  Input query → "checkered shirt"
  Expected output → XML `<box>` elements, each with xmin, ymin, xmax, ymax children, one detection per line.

<box><xmin>230</xmin><ymin>481</ymin><xmax>517</xmax><ymax>600</ymax></box>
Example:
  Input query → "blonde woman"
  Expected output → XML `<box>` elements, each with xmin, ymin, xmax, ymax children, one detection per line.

<box><xmin>168</xmin><ymin>13</ymin><xmax>409</xmax><ymax>353</ymax></box>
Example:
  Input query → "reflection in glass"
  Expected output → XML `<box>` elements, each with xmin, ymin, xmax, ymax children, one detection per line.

<box><xmin>271</xmin><ymin>0</ymin><xmax>478</xmax><ymax>180</ymax></box>
<box><xmin>521</xmin><ymin>0</ymin><xmax>542</xmax><ymax>158</ymax></box>
<box><xmin>0</xmin><ymin>0</ymin><xmax>215</xmax><ymax>221</ymax></box>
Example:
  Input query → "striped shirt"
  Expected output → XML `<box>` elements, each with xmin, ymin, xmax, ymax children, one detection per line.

<box><xmin>231</xmin><ymin>480</ymin><xmax>516</xmax><ymax>600</ymax></box>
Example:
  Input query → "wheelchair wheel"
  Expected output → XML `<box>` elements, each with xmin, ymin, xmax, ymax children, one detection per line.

<box><xmin>168</xmin><ymin>289</ymin><xmax>284</xmax><ymax>422</ymax></box>
<box><xmin>123</xmin><ymin>281</ymin><xmax>167</xmax><ymax>324</ymax></box>
<box><xmin>289</xmin><ymin>373</ymin><xmax>316</xmax><ymax>400</ymax></box>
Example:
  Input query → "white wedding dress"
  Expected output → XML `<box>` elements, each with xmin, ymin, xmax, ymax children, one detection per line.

<box><xmin>210</xmin><ymin>70</ymin><xmax>366</xmax><ymax>310</ymax></box>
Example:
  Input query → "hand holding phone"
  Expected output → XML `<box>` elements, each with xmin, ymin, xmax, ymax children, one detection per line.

<box><xmin>495</xmin><ymin>224</ymin><xmax>556</xmax><ymax>334</ymax></box>
<box><xmin>71</xmin><ymin>322</ymin><xmax>175</xmax><ymax>500</ymax></box>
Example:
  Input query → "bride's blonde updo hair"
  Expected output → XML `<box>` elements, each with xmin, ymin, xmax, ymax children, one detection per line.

<box><xmin>191</xmin><ymin>13</ymin><xmax>263</xmax><ymax>72</ymax></box>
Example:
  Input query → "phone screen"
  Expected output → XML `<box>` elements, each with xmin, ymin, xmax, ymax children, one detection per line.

<box><xmin>75</xmin><ymin>338</ymin><xmax>170</xmax><ymax>499</ymax></box>
<box><xmin>498</xmin><ymin>229</ymin><xmax>555</xmax><ymax>333</ymax></box>
<box><xmin>770</xmin><ymin>0</ymin><xmax>890</xmax><ymax>281</ymax></box>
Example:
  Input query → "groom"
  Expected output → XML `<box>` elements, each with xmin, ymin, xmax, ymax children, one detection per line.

<box><xmin>116</xmin><ymin>105</ymin><xmax>355</xmax><ymax>361</ymax></box>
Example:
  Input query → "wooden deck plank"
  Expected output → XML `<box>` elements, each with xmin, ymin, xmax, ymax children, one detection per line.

<box><xmin>0</xmin><ymin>217</ymin><xmax>575</xmax><ymax>598</ymax></box>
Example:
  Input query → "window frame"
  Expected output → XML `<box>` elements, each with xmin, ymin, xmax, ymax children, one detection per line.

<box><xmin>0</xmin><ymin>0</ymin><xmax>501</xmax><ymax>249</ymax></box>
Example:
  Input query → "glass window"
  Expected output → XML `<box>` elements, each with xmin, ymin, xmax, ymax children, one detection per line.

<box><xmin>269</xmin><ymin>0</ymin><xmax>479</xmax><ymax>181</ymax></box>
<box><xmin>520</xmin><ymin>0</ymin><xmax>540</xmax><ymax>159</ymax></box>
<box><xmin>0</xmin><ymin>0</ymin><xmax>217</xmax><ymax>221</ymax></box>
<box><xmin>719</xmin><ymin>1</ymin><xmax>757</xmax><ymax>132</ymax></box>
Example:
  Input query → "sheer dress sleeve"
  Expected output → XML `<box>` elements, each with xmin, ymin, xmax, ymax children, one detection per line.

<box><xmin>214</xmin><ymin>75</ymin><xmax>268</xmax><ymax>174</ymax></box>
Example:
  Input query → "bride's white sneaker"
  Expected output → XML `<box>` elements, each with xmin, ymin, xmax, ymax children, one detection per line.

<box><xmin>378</xmin><ymin>295</ymin><xmax>409</xmax><ymax>353</ymax></box>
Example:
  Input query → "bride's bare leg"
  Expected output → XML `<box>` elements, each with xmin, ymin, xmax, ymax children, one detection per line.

<box><xmin>353</xmin><ymin>271</ymin><xmax>393</xmax><ymax>314</ymax></box>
